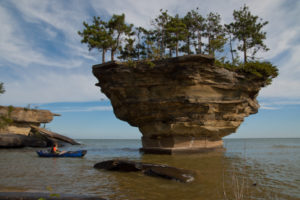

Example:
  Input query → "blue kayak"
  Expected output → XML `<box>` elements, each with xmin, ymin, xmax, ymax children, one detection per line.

<box><xmin>36</xmin><ymin>150</ymin><xmax>87</xmax><ymax>157</ymax></box>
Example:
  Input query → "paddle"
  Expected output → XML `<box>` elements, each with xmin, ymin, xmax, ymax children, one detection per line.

<box><xmin>58</xmin><ymin>151</ymin><xmax>67</xmax><ymax>155</ymax></box>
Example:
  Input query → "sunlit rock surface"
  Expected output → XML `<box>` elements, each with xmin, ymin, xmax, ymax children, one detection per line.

<box><xmin>93</xmin><ymin>55</ymin><xmax>265</xmax><ymax>154</ymax></box>
<box><xmin>0</xmin><ymin>106</ymin><xmax>59</xmax><ymax>135</ymax></box>
<box><xmin>0</xmin><ymin>106</ymin><xmax>78</xmax><ymax>147</ymax></box>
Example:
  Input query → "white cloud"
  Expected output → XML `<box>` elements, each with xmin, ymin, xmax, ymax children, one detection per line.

<box><xmin>0</xmin><ymin>0</ymin><xmax>299</xmax><ymax>105</ymax></box>
<box><xmin>0</xmin><ymin>70</ymin><xmax>105</xmax><ymax>105</ymax></box>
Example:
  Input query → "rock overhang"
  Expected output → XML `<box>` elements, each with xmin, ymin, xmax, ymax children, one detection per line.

<box><xmin>93</xmin><ymin>55</ymin><xmax>265</xmax><ymax>154</ymax></box>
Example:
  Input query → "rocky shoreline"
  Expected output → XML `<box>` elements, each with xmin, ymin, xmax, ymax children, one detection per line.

<box><xmin>0</xmin><ymin>106</ymin><xmax>79</xmax><ymax>148</ymax></box>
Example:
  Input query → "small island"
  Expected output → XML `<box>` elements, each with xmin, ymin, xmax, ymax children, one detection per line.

<box><xmin>80</xmin><ymin>5</ymin><xmax>278</xmax><ymax>154</ymax></box>
<box><xmin>93</xmin><ymin>54</ymin><xmax>276</xmax><ymax>154</ymax></box>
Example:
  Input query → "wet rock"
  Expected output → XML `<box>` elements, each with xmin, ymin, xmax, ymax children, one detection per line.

<box><xmin>0</xmin><ymin>133</ymin><xmax>47</xmax><ymax>148</ymax></box>
<box><xmin>94</xmin><ymin>159</ymin><xmax>195</xmax><ymax>183</ymax></box>
<box><xmin>142</xmin><ymin>164</ymin><xmax>195</xmax><ymax>183</ymax></box>
<box><xmin>94</xmin><ymin>160</ymin><xmax>141</xmax><ymax>172</ymax></box>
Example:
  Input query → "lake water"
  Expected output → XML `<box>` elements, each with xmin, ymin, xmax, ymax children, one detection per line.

<box><xmin>0</xmin><ymin>138</ymin><xmax>299</xmax><ymax>200</ymax></box>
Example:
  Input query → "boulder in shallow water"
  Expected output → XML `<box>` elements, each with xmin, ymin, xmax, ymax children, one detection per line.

<box><xmin>94</xmin><ymin>159</ymin><xmax>195</xmax><ymax>183</ymax></box>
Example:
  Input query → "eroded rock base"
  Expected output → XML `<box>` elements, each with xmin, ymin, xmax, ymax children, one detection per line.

<box><xmin>141</xmin><ymin>136</ymin><xmax>224</xmax><ymax>154</ymax></box>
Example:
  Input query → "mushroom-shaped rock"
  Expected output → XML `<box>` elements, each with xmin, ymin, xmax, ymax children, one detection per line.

<box><xmin>93</xmin><ymin>55</ymin><xmax>265</xmax><ymax>154</ymax></box>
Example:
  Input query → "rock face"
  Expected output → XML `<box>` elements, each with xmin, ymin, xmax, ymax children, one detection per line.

<box><xmin>0</xmin><ymin>106</ymin><xmax>78</xmax><ymax>147</ymax></box>
<box><xmin>0</xmin><ymin>106</ymin><xmax>59</xmax><ymax>135</ymax></box>
<box><xmin>0</xmin><ymin>133</ymin><xmax>47</xmax><ymax>147</ymax></box>
<box><xmin>93</xmin><ymin>55</ymin><xmax>265</xmax><ymax>154</ymax></box>
<box><xmin>94</xmin><ymin>159</ymin><xmax>195</xmax><ymax>183</ymax></box>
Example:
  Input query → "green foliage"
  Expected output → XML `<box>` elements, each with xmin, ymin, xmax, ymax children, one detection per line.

<box><xmin>182</xmin><ymin>8</ymin><xmax>205</xmax><ymax>55</ymax></box>
<box><xmin>108</xmin><ymin>14</ymin><xmax>134</xmax><ymax>61</ymax></box>
<box><xmin>165</xmin><ymin>14</ymin><xmax>187</xmax><ymax>57</ymax></box>
<box><xmin>227</xmin><ymin>5</ymin><xmax>269</xmax><ymax>63</ymax></box>
<box><xmin>119</xmin><ymin>38</ymin><xmax>137</xmax><ymax>61</ymax></box>
<box><xmin>78</xmin><ymin>16</ymin><xmax>111</xmax><ymax>63</ymax></box>
<box><xmin>78</xmin><ymin>14</ymin><xmax>133</xmax><ymax>63</ymax></box>
<box><xmin>0</xmin><ymin>106</ymin><xmax>14</xmax><ymax>130</ymax></box>
<box><xmin>0</xmin><ymin>82</ymin><xmax>4</xmax><ymax>94</ymax></box>
<box><xmin>215</xmin><ymin>60</ymin><xmax>278</xmax><ymax>85</ymax></box>
<box><xmin>238</xmin><ymin>61</ymin><xmax>278</xmax><ymax>85</ymax></box>
<box><xmin>152</xmin><ymin>9</ymin><xmax>172</xmax><ymax>58</ymax></box>
<box><xmin>123</xmin><ymin>59</ymin><xmax>137</xmax><ymax>68</ymax></box>
<box><xmin>79</xmin><ymin>6</ymin><xmax>277</xmax><ymax>87</ymax></box>
<box><xmin>204</xmin><ymin>12</ymin><xmax>227</xmax><ymax>56</ymax></box>
<box><xmin>144</xmin><ymin>60</ymin><xmax>155</xmax><ymax>68</ymax></box>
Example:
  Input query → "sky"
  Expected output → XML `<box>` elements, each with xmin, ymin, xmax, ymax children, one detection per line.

<box><xmin>0</xmin><ymin>0</ymin><xmax>299</xmax><ymax>139</ymax></box>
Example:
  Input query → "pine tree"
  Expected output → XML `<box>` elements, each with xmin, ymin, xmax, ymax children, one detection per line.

<box><xmin>191</xmin><ymin>9</ymin><xmax>206</xmax><ymax>54</ymax></box>
<box><xmin>182</xmin><ymin>9</ymin><xmax>206</xmax><ymax>55</ymax></box>
<box><xmin>119</xmin><ymin>38</ymin><xmax>137</xmax><ymax>61</ymax></box>
<box><xmin>166</xmin><ymin>14</ymin><xmax>187</xmax><ymax>57</ymax></box>
<box><xmin>78</xmin><ymin>16</ymin><xmax>111</xmax><ymax>63</ymax></box>
<box><xmin>230</xmin><ymin>5</ymin><xmax>269</xmax><ymax>63</ymax></box>
<box><xmin>224</xmin><ymin>24</ymin><xmax>238</xmax><ymax>64</ymax></box>
<box><xmin>135</xmin><ymin>27</ymin><xmax>147</xmax><ymax>60</ymax></box>
<box><xmin>108</xmin><ymin>14</ymin><xmax>133</xmax><ymax>61</ymax></box>
<box><xmin>204</xmin><ymin>12</ymin><xmax>227</xmax><ymax>56</ymax></box>
<box><xmin>152</xmin><ymin>9</ymin><xmax>172</xmax><ymax>58</ymax></box>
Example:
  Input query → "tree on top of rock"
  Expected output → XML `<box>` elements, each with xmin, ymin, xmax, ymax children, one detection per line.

<box><xmin>182</xmin><ymin>8</ymin><xmax>206</xmax><ymax>55</ymax></box>
<box><xmin>228</xmin><ymin>5</ymin><xmax>269</xmax><ymax>63</ymax></box>
<box><xmin>166</xmin><ymin>14</ymin><xmax>187</xmax><ymax>57</ymax></box>
<box><xmin>152</xmin><ymin>9</ymin><xmax>172</xmax><ymax>58</ymax></box>
<box><xmin>78</xmin><ymin>16</ymin><xmax>111</xmax><ymax>63</ymax></box>
<box><xmin>108</xmin><ymin>14</ymin><xmax>133</xmax><ymax>61</ymax></box>
<box><xmin>204</xmin><ymin>12</ymin><xmax>227</xmax><ymax>57</ymax></box>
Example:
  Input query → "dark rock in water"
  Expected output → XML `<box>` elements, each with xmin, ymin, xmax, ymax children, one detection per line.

<box><xmin>0</xmin><ymin>133</ymin><xmax>47</xmax><ymax>148</ymax></box>
<box><xmin>142</xmin><ymin>164</ymin><xmax>195</xmax><ymax>183</ymax></box>
<box><xmin>94</xmin><ymin>159</ymin><xmax>195</xmax><ymax>183</ymax></box>
<box><xmin>94</xmin><ymin>160</ymin><xmax>141</xmax><ymax>172</ymax></box>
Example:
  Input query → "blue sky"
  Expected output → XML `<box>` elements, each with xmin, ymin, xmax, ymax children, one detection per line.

<box><xmin>0</xmin><ymin>0</ymin><xmax>299</xmax><ymax>139</ymax></box>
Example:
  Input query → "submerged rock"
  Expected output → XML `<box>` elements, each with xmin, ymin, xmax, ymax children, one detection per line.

<box><xmin>94</xmin><ymin>159</ymin><xmax>195</xmax><ymax>183</ymax></box>
<box><xmin>93</xmin><ymin>55</ymin><xmax>266</xmax><ymax>154</ymax></box>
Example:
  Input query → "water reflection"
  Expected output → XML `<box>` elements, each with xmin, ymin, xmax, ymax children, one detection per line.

<box><xmin>0</xmin><ymin>139</ymin><xmax>299</xmax><ymax>200</ymax></box>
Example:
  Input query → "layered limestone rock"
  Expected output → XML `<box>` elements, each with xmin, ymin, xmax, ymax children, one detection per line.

<box><xmin>0</xmin><ymin>106</ymin><xmax>59</xmax><ymax>135</ymax></box>
<box><xmin>93</xmin><ymin>55</ymin><xmax>266</xmax><ymax>154</ymax></box>
<box><xmin>0</xmin><ymin>106</ymin><xmax>79</xmax><ymax>147</ymax></box>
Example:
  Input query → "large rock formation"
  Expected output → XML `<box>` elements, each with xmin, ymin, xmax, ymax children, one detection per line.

<box><xmin>0</xmin><ymin>106</ymin><xmax>79</xmax><ymax>147</ymax></box>
<box><xmin>0</xmin><ymin>106</ymin><xmax>59</xmax><ymax>135</ymax></box>
<box><xmin>93</xmin><ymin>55</ymin><xmax>266</xmax><ymax>154</ymax></box>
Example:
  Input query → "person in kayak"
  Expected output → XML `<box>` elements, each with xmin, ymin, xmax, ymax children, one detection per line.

<box><xmin>51</xmin><ymin>143</ymin><xmax>60</xmax><ymax>154</ymax></box>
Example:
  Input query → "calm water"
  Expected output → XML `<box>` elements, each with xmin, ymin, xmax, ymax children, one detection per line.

<box><xmin>0</xmin><ymin>138</ymin><xmax>299</xmax><ymax>200</ymax></box>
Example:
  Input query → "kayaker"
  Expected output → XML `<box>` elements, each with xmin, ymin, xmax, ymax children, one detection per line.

<box><xmin>51</xmin><ymin>143</ymin><xmax>60</xmax><ymax>154</ymax></box>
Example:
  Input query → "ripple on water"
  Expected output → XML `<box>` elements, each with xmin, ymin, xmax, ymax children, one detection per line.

<box><xmin>0</xmin><ymin>138</ymin><xmax>299</xmax><ymax>200</ymax></box>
